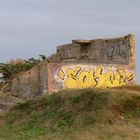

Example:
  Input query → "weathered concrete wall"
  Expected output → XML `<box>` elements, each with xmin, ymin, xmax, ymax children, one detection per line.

<box><xmin>47</xmin><ymin>63</ymin><xmax>135</xmax><ymax>92</ymax></box>
<box><xmin>11</xmin><ymin>34</ymin><xmax>136</xmax><ymax>97</ymax></box>
<box><xmin>57</xmin><ymin>34</ymin><xmax>135</xmax><ymax>65</ymax></box>
<box><xmin>11</xmin><ymin>61</ymin><xmax>48</xmax><ymax>99</ymax></box>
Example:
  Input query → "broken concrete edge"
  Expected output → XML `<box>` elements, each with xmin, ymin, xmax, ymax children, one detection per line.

<box><xmin>63</xmin><ymin>34</ymin><xmax>134</xmax><ymax>45</ymax></box>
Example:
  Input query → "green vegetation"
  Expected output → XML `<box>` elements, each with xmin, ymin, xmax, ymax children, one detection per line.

<box><xmin>0</xmin><ymin>55</ymin><xmax>46</xmax><ymax>82</ymax></box>
<box><xmin>0</xmin><ymin>87</ymin><xmax>140</xmax><ymax>140</ymax></box>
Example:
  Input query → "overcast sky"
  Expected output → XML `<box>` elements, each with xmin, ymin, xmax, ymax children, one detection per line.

<box><xmin>0</xmin><ymin>0</ymin><xmax>140</xmax><ymax>83</ymax></box>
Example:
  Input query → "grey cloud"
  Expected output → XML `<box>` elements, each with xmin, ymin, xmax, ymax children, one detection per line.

<box><xmin>0</xmin><ymin>0</ymin><xmax>140</xmax><ymax>83</ymax></box>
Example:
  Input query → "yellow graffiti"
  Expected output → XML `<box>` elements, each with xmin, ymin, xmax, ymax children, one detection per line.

<box><xmin>127</xmin><ymin>72</ymin><xmax>133</xmax><ymax>81</ymax></box>
<box><xmin>58</xmin><ymin>66</ymin><xmax>133</xmax><ymax>89</ymax></box>
<box><xmin>58</xmin><ymin>69</ymin><xmax>65</xmax><ymax>80</ymax></box>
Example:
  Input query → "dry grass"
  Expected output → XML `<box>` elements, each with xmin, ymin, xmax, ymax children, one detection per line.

<box><xmin>35</xmin><ymin>124</ymin><xmax>140</xmax><ymax>140</ymax></box>
<box><xmin>0</xmin><ymin>86</ymin><xmax>140</xmax><ymax>140</ymax></box>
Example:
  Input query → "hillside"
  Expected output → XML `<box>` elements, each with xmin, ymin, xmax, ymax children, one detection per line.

<box><xmin>0</xmin><ymin>86</ymin><xmax>140</xmax><ymax>140</ymax></box>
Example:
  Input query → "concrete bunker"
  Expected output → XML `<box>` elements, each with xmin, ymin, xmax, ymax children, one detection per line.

<box><xmin>11</xmin><ymin>34</ymin><xmax>136</xmax><ymax>97</ymax></box>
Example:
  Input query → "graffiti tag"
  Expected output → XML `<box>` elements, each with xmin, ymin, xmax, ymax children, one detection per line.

<box><xmin>106</xmin><ymin>40</ymin><xmax>131</xmax><ymax>60</ymax></box>
<box><xmin>58</xmin><ymin>66</ymin><xmax>133</xmax><ymax>89</ymax></box>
